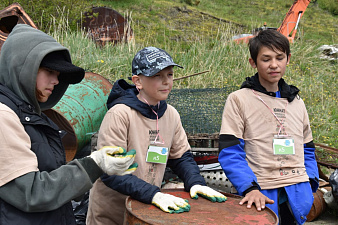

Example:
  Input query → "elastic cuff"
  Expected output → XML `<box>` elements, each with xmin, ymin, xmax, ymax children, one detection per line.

<box><xmin>243</xmin><ymin>184</ymin><xmax>260</xmax><ymax>196</ymax></box>
<box><xmin>77</xmin><ymin>157</ymin><xmax>103</xmax><ymax>183</ymax></box>
<box><xmin>149</xmin><ymin>189</ymin><xmax>161</xmax><ymax>204</ymax></box>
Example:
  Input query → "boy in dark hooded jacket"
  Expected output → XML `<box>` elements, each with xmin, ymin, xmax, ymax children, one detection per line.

<box><xmin>218</xmin><ymin>29</ymin><xmax>319</xmax><ymax>225</ymax></box>
<box><xmin>0</xmin><ymin>24</ymin><xmax>136</xmax><ymax>225</ymax></box>
<box><xmin>87</xmin><ymin>47</ymin><xmax>226</xmax><ymax>225</ymax></box>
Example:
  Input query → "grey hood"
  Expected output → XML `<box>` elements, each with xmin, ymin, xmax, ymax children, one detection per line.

<box><xmin>0</xmin><ymin>24</ymin><xmax>71</xmax><ymax>114</ymax></box>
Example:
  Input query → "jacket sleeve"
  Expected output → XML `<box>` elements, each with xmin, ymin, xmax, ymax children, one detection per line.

<box><xmin>166</xmin><ymin>151</ymin><xmax>206</xmax><ymax>192</ymax></box>
<box><xmin>100</xmin><ymin>174</ymin><xmax>160</xmax><ymax>204</ymax></box>
<box><xmin>304</xmin><ymin>141</ymin><xmax>319</xmax><ymax>192</ymax></box>
<box><xmin>0</xmin><ymin>158</ymin><xmax>101</xmax><ymax>212</ymax></box>
<box><xmin>218</xmin><ymin>134</ymin><xmax>260</xmax><ymax>196</ymax></box>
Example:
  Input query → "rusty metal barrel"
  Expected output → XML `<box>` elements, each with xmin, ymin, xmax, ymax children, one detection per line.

<box><xmin>44</xmin><ymin>72</ymin><xmax>112</xmax><ymax>161</ymax></box>
<box><xmin>124</xmin><ymin>189</ymin><xmax>278</xmax><ymax>225</ymax></box>
<box><xmin>306</xmin><ymin>189</ymin><xmax>327</xmax><ymax>222</ymax></box>
<box><xmin>81</xmin><ymin>6</ymin><xmax>133</xmax><ymax>46</ymax></box>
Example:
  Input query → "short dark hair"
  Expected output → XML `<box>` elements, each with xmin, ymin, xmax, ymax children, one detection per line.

<box><xmin>248</xmin><ymin>29</ymin><xmax>290</xmax><ymax>65</ymax></box>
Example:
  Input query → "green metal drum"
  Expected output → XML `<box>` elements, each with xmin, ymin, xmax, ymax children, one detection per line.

<box><xmin>44</xmin><ymin>72</ymin><xmax>112</xmax><ymax>161</ymax></box>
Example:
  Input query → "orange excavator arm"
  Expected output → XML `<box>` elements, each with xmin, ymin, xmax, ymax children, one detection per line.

<box><xmin>233</xmin><ymin>0</ymin><xmax>311</xmax><ymax>44</ymax></box>
<box><xmin>277</xmin><ymin>0</ymin><xmax>311</xmax><ymax>43</ymax></box>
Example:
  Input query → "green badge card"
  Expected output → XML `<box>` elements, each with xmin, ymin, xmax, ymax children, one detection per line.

<box><xmin>273</xmin><ymin>138</ymin><xmax>295</xmax><ymax>155</ymax></box>
<box><xmin>146</xmin><ymin>146</ymin><xmax>168</xmax><ymax>164</ymax></box>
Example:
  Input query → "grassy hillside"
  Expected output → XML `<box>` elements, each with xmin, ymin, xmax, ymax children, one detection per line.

<box><xmin>65</xmin><ymin>0</ymin><xmax>336</xmax><ymax>149</ymax></box>
<box><xmin>88</xmin><ymin>0</ymin><xmax>337</xmax><ymax>46</ymax></box>
<box><xmin>1</xmin><ymin>1</ymin><xmax>336</xmax><ymax>149</ymax></box>
<box><xmin>45</xmin><ymin>0</ymin><xmax>337</xmax><ymax>149</ymax></box>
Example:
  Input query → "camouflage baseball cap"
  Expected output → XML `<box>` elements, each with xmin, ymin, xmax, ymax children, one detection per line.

<box><xmin>132</xmin><ymin>47</ymin><xmax>183</xmax><ymax>77</ymax></box>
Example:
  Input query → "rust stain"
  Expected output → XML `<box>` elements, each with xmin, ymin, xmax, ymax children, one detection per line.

<box><xmin>85</xmin><ymin>72</ymin><xmax>112</xmax><ymax>95</ymax></box>
<box><xmin>125</xmin><ymin>189</ymin><xmax>278</xmax><ymax>224</ymax></box>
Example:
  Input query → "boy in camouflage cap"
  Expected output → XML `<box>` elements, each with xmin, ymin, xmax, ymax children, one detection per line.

<box><xmin>87</xmin><ymin>47</ymin><xmax>226</xmax><ymax>225</ymax></box>
<box><xmin>131</xmin><ymin>46</ymin><xmax>183</xmax><ymax>77</ymax></box>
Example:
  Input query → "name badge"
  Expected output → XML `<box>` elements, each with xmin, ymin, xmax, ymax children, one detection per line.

<box><xmin>146</xmin><ymin>145</ymin><xmax>169</xmax><ymax>164</ymax></box>
<box><xmin>273</xmin><ymin>135</ymin><xmax>295</xmax><ymax>155</ymax></box>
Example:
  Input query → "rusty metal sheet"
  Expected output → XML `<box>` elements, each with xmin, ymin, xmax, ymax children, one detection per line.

<box><xmin>0</xmin><ymin>3</ymin><xmax>37</xmax><ymax>52</ymax></box>
<box><xmin>125</xmin><ymin>189</ymin><xmax>278</xmax><ymax>225</ymax></box>
<box><xmin>82</xmin><ymin>6</ymin><xmax>133</xmax><ymax>46</ymax></box>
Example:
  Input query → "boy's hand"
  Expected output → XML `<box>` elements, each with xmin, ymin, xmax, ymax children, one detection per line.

<box><xmin>190</xmin><ymin>185</ymin><xmax>227</xmax><ymax>202</ymax></box>
<box><xmin>152</xmin><ymin>192</ymin><xmax>190</xmax><ymax>213</ymax></box>
<box><xmin>89</xmin><ymin>146</ymin><xmax>138</xmax><ymax>176</ymax></box>
<box><xmin>239</xmin><ymin>190</ymin><xmax>274</xmax><ymax>211</ymax></box>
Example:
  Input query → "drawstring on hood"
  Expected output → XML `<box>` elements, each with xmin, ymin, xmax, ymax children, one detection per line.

<box><xmin>0</xmin><ymin>24</ymin><xmax>77</xmax><ymax>114</ymax></box>
<box><xmin>240</xmin><ymin>73</ymin><xmax>299</xmax><ymax>102</ymax></box>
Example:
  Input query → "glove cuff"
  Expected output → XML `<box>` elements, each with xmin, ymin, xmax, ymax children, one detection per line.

<box><xmin>77</xmin><ymin>157</ymin><xmax>103</xmax><ymax>183</ymax></box>
<box><xmin>152</xmin><ymin>192</ymin><xmax>163</xmax><ymax>203</ymax></box>
<box><xmin>149</xmin><ymin>189</ymin><xmax>161</xmax><ymax>204</ymax></box>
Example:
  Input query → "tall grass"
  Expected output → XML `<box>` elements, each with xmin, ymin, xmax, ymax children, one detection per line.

<box><xmin>88</xmin><ymin>0</ymin><xmax>337</xmax><ymax>46</ymax></box>
<box><xmin>50</xmin><ymin>12</ymin><xmax>337</xmax><ymax>148</ymax></box>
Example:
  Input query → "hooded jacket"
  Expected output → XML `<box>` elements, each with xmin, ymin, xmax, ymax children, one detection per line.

<box><xmin>240</xmin><ymin>73</ymin><xmax>300</xmax><ymax>102</ymax></box>
<box><xmin>86</xmin><ymin>79</ymin><xmax>206</xmax><ymax>225</ymax></box>
<box><xmin>218</xmin><ymin>73</ymin><xmax>319</xmax><ymax>224</ymax></box>
<box><xmin>103</xmin><ymin>79</ymin><xmax>205</xmax><ymax>200</ymax></box>
<box><xmin>107</xmin><ymin>78</ymin><xmax>168</xmax><ymax>119</ymax></box>
<box><xmin>0</xmin><ymin>24</ymin><xmax>102</xmax><ymax>225</ymax></box>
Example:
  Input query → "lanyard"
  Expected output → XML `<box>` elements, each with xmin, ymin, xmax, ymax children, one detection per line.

<box><xmin>252</xmin><ymin>90</ymin><xmax>288</xmax><ymax>136</ymax></box>
<box><xmin>138</xmin><ymin>93</ymin><xmax>165</xmax><ymax>145</ymax></box>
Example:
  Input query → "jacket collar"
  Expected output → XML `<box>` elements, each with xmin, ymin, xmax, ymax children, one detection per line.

<box><xmin>107</xmin><ymin>79</ymin><xmax>167</xmax><ymax>119</ymax></box>
<box><xmin>240</xmin><ymin>73</ymin><xmax>299</xmax><ymax>102</ymax></box>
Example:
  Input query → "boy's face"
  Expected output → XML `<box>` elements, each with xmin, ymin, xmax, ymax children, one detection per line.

<box><xmin>249</xmin><ymin>46</ymin><xmax>290</xmax><ymax>92</ymax></box>
<box><xmin>35</xmin><ymin>67</ymin><xmax>60</xmax><ymax>102</ymax></box>
<box><xmin>133</xmin><ymin>66</ymin><xmax>174</xmax><ymax>105</ymax></box>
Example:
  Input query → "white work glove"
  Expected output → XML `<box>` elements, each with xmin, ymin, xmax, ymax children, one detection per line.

<box><xmin>90</xmin><ymin>146</ymin><xmax>137</xmax><ymax>176</ymax></box>
<box><xmin>190</xmin><ymin>185</ymin><xmax>227</xmax><ymax>203</ymax></box>
<box><xmin>151</xmin><ymin>192</ymin><xmax>190</xmax><ymax>213</ymax></box>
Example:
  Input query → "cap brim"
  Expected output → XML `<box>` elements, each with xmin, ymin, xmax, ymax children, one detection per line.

<box><xmin>40</xmin><ymin>51</ymin><xmax>85</xmax><ymax>84</ymax></box>
<box><xmin>144</xmin><ymin>62</ymin><xmax>183</xmax><ymax>77</ymax></box>
<box><xmin>42</xmin><ymin>60</ymin><xmax>85</xmax><ymax>84</ymax></box>
<box><xmin>58</xmin><ymin>63</ymin><xmax>85</xmax><ymax>84</ymax></box>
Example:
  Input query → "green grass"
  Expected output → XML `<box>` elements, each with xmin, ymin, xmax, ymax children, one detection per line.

<box><xmin>38</xmin><ymin>0</ymin><xmax>338</xmax><ymax>148</ymax></box>
<box><xmin>88</xmin><ymin>0</ymin><xmax>337</xmax><ymax>45</ymax></box>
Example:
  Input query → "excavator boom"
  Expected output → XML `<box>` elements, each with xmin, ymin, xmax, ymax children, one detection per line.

<box><xmin>233</xmin><ymin>0</ymin><xmax>310</xmax><ymax>44</ymax></box>
<box><xmin>277</xmin><ymin>0</ymin><xmax>310</xmax><ymax>42</ymax></box>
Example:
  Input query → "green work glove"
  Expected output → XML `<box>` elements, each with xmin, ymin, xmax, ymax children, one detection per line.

<box><xmin>90</xmin><ymin>146</ymin><xmax>138</xmax><ymax>176</ymax></box>
<box><xmin>190</xmin><ymin>185</ymin><xmax>227</xmax><ymax>202</ymax></box>
<box><xmin>152</xmin><ymin>192</ymin><xmax>191</xmax><ymax>213</ymax></box>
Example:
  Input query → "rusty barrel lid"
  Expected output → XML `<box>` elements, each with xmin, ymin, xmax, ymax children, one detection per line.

<box><xmin>125</xmin><ymin>189</ymin><xmax>278</xmax><ymax>225</ymax></box>
<box><xmin>81</xmin><ymin>6</ymin><xmax>132</xmax><ymax>46</ymax></box>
